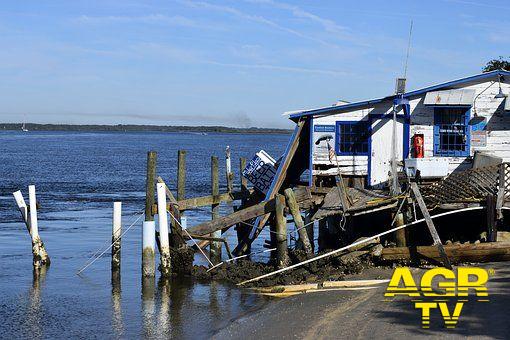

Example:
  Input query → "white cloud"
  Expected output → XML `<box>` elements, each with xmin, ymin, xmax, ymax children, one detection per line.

<box><xmin>75</xmin><ymin>14</ymin><xmax>199</xmax><ymax>28</ymax></box>
<box><xmin>245</xmin><ymin>0</ymin><xmax>348</xmax><ymax>34</ymax></box>
<box><xmin>176</xmin><ymin>0</ymin><xmax>346</xmax><ymax>48</ymax></box>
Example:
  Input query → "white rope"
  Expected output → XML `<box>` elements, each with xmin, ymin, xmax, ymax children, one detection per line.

<box><xmin>207</xmin><ymin>248</ymin><xmax>276</xmax><ymax>272</ymax></box>
<box><xmin>166</xmin><ymin>208</ymin><xmax>214</xmax><ymax>267</ymax></box>
<box><xmin>238</xmin><ymin>206</ymin><xmax>485</xmax><ymax>285</ymax></box>
<box><xmin>76</xmin><ymin>210</ymin><xmax>144</xmax><ymax>275</ymax></box>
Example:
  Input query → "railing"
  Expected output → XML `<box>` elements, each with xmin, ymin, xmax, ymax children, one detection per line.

<box><xmin>420</xmin><ymin>162</ymin><xmax>510</xmax><ymax>208</ymax></box>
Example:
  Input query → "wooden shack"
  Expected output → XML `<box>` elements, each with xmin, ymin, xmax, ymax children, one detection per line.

<box><xmin>284</xmin><ymin>70</ymin><xmax>510</xmax><ymax>188</ymax></box>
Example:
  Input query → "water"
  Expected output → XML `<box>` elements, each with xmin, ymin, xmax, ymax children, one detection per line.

<box><xmin>0</xmin><ymin>131</ymin><xmax>289</xmax><ymax>339</ymax></box>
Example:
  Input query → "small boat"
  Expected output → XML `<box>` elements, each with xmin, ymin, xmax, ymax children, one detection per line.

<box><xmin>21</xmin><ymin>121</ymin><xmax>28</xmax><ymax>132</ymax></box>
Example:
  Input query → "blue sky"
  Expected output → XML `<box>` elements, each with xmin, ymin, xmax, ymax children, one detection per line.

<box><xmin>0</xmin><ymin>0</ymin><xmax>508</xmax><ymax>128</ymax></box>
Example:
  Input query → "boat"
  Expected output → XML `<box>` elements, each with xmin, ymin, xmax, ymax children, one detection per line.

<box><xmin>21</xmin><ymin>117</ymin><xmax>28</xmax><ymax>132</ymax></box>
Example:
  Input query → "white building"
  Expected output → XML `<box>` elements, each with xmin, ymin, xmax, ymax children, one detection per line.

<box><xmin>286</xmin><ymin>70</ymin><xmax>510</xmax><ymax>188</ymax></box>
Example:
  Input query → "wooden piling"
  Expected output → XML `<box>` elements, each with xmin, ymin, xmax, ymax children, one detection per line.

<box><xmin>210</xmin><ymin>156</ymin><xmax>222</xmax><ymax>264</ymax></box>
<box><xmin>143</xmin><ymin>151</ymin><xmax>157</xmax><ymax>277</ymax></box>
<box><xmin>394</xmin><ymin>212</ymin><xmax>406</xmax><ymax>247</ymax></box>
<box><xmin>486</xmin><ymin>194</ymin><xmax>497</xmax><ymax>242</ymax></box>
<box><xmin>145</xmin><ymin>151</ymin><xmax>157</xmax><ymax>221</ymax></box>
<box><xmin>235</xmin><ymin>157</ymin><xmax>251</xmax><ymax>255</ymax></box>
<box><xmin>112</xmin><ymin>202</ymin><xmax>122</xmax><ymax>271</ymax></box>
<box><xmin>225</xmin><ymin>146</ymin><xmax>233</xmax><ymax>193</ymax></box>
<box><xmin>275</xmin><ymin>194</ymin><xmax>290</xmax><ymax>269</ymax></box>
<box><xmin>13</xmin><ymin>189</ymin><xmax>50</xmax><ymax>267</ymax></box>
<box><xmin>284</xmin><ymin>188</ymin><xmax>313</xmax><ymax>256</ymax></box>
<box><xmin>177</xmin><ymin>150</ymin><xmax>186</xmax><ymax>201</ymax></box>
<box><xmin>157</xmin><ymin>183</ymin><xmax>172</xmax><ymax>276</ymax></box>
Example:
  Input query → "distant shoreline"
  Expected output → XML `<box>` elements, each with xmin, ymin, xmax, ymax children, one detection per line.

<box><xmin>0</xmin><ymin>123</ymin><xmax>292</xmax><ymax>134</ymax></box>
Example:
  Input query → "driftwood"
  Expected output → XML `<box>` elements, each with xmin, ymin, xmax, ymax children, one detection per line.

<box><xmin>380</xmin><ymin>242</ymin><xmax>510</xmax><ymax>263</ymax></box>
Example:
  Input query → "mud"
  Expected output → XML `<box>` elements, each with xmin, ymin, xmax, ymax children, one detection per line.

<box><xmin>192</xmin><ymin>248</ymin><xmax>379</xmax><ymax>287</ymax></box>
<box><xmin>171</xmin><ymin>247</ymin><xmax>195</xmax><ymax>274</ymax></box>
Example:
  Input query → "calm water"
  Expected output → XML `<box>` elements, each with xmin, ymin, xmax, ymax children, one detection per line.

<box><xmin>0</xmin><ymin>131</ymin><xmax>289</xmax><ymax>339</ymax></box>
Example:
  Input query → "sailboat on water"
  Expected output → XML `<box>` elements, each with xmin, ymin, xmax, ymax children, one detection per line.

<box><xmin>21</xmin><ymin>117</ymin><xmax>28</xmax><ymax>132</ymax></box>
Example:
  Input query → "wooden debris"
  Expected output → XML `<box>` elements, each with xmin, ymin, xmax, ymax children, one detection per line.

<box><xmin>187</xmin><ymin>187</ymin><xmax>314</xmax><ymax>237</ymax></box>
<box><xmin>380</xmin><ymin>242</ymin><xmax>510</xmax><ymax>263</ymax></box>
<box><xmin>210</xmin><ymin>156</ymin><xmax>222</xmax><ymax>264</ymax></box>
<box><xmin>275</xmin><ymin>194</ymin><xmax>290</xmax><ymax>269</ymax></box>
<box><xmin>410</xmin><ymin>182</ymin><xmax>452</xmax><ymax>269</ymax></box>
<box><xmin>284</xmin><ymin>188</ymin><xmax>313</xmax><ymax>256</ymax></box>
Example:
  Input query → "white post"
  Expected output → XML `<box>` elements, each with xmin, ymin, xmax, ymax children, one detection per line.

<box><xmin>112</xmin><ymin>202</ymin><xmax>122</xmax><ymax>270</ymax></box>
<box><xmin>13</xmin><ymin>190</ymin><xmax>30</xmax><ymax>233</ymax></box>
<box><xmin>28</xmin><ymin>185</ymin><xmax>39</xmax><ymax>240</ymax></box>
<box><xmin>142</xmin><ymin>221</ymin><xmax>156</xmax><ymax>277</ymax></box>
<box><xmin>225</xmin><ymin>146</ymin><xmax>233</xmax><ymax>193</ymax></box>
<box><xmin>157</xmin><ymin>183</ymin><xmax>171</xmax><ymax>277</ymax></box>
<box><xmin>13</xmin><ymin>187</ymin><xmax>50</xmax><ymax>267</ymax></box>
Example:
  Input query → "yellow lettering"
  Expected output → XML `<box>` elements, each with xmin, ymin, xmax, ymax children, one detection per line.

<box><xmin>385</xmin><ymin>267</ymin><xmax>420</xmax><ymax>297</ymax></box>
<box><xmin>421</xmin><ymin>267</ymin><xmax>456</xmax><ymax>297</ymax></box>
<box><xmin>439</xmin><ymin>302</ymin><xmax>464</xmax><ymax>328</ymax></box>
<box><xmin>457</xmin><ymin>267</ymin><xmax>488</xmax><ymax>297</ymax></box>
<box><xmin>415</xmin><ymin>302</ymin><xmax>437</xmax><ymax>328</ymax></box>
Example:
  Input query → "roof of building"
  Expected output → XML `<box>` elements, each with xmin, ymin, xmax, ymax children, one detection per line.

<box><xmin>289</xmin><ymin>69</ymin><xmax>510</xmax><ymax>121</ymax></box>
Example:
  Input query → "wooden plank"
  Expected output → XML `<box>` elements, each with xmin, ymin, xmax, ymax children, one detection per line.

<box><xmin>410</xmin><ymin>182</ymin><xmax>452</xmax><ymax>269</ymax></box>
<box><xmin>187</xmin><ymin>198</ymin><xmax>276</xmax><ymax>236</ymax></box>
<box><xmin>187</xmin><ymin>190</ymin><xmax>313</xmax><ymax>236</ymax></box>
<box><xmin>381</xmin><ymin>242</ymin><xmax>510</xmax><ymax>263</ymax></box>
<box><xmin>176</xmin><ymin>190</ymin><xmax>252</xmax><ymax>211</ymax></box>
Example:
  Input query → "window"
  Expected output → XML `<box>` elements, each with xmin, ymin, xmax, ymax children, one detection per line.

<box><xmin>335</xmin><ymin>121</ymin><xmax>370</xmax><ymax>156</ymax></box>
<box><xmin>433</xmin><ymin>107</ymin><xmax>470</xmax><ymax>157</ymax></box>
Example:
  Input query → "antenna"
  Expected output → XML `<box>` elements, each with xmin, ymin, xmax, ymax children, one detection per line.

<box><xmin>403</xmin><ymin>20</ymin><xmax>413</xmax><ymax>79</ymax></box>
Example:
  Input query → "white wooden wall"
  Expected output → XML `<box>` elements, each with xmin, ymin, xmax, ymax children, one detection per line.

<box><xmin>312</xmin><ymin>78</ymin><xmax>510</xmax><ymax>177</ymax></box>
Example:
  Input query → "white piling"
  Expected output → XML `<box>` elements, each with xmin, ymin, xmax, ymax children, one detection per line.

<box><xmin>28</xmin><ymin>185</ymin><xmax>39</xmax><ymax>240</ymax></box>
<box><xmin>13</xmin><ymin>187</ymin><xmax>50</xmax><ymax>267</ymax></box>
<box><xmin>13</xmin><ymin>190</ymin><xmax>30</xmax><ymax>232</ymax></box>
<box><xmin>142</xmin><ymin>221</ymin><xmax>156</xmax><ymax>277</ymax></box>
<box><xmin>112</xmin><ymin>202</ymin><xmax>122</xmax><ymax>270</ymax></box>
<box><xmin>225</xmin><ymin>146</ymin><xmax>233</xmax><ymax>193</ymax></box>
<box><xmin>156</xmin><ymin>183</ymin><xmax>171</xmax><ymax>277</ymax></box>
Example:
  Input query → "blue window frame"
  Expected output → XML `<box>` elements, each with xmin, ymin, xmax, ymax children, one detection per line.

<box><xmin>335</xmin><ymin>121</ymin><xmax>370</xmax><ymax>156</ymax></box>
<box><xmin>433</xmin><ymin>107</ymin><xmax>470</xmax><ymax>157</ymax></box>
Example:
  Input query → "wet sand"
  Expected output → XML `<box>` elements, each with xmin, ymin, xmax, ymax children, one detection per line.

<box><xmin>215</xmin><ymin>263</ymin><xmax>510</xmax><ymax>339</ymax></box>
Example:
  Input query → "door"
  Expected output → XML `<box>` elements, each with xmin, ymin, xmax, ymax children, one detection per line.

<box><xmin>369</xmin><ymin>116</ymin><xmax>404</xmax><ymax>187</ymax></box>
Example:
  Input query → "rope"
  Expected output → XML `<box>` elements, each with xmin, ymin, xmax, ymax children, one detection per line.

<box><xmin>76</xmin><ymin>210</ymin><xmax>144</xmax><ymax>275</ymax></box>
<box><xmin>166</xmin><ymin>208</ymin><xmax>214</xmax><ymax>267</ymax></box>
<box><xmin>238</xmin><ymin>206</ymin><xmax>485</xmax><ymax>286</ymax></box>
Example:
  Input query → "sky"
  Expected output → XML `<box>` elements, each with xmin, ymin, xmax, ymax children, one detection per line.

<box><xmin>0</xmin><ymin>0</ymin><xmax>508</xmax><ymax>128</ymax></box>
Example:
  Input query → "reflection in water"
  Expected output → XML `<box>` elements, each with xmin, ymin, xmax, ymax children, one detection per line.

<box><xmin>111</xmin><ymin>269</ymin><xmax>123</xmax><ymax>337</ymax></box>
<box><xmin>28</xmin><ymin>266</ymin><xmax>48</xmax><ymax>340</ymax></box>
<box><xmin>141</xmin><ymin>276</ymin><xmax>156</xmax><ymax>338</ymax></box>
<box><xmin>157</xmin><ymin>278</ymin><xmax>171</xmax><ymax>337</ymax></box>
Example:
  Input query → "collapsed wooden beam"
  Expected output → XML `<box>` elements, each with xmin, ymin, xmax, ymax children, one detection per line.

<box><xmin>186</xmin><ymin>188</ymin><xmax>314</xmax><ymax>237</ymax></box>
<box><xmin>410</xmin><ymin>182</ymin><xmax>452</xmax><ymax>269</ymax></box>
<box><xmin>380</xmin><ymin>242</ymin><xmax>510</xmax><ymax>263</ymax></box>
